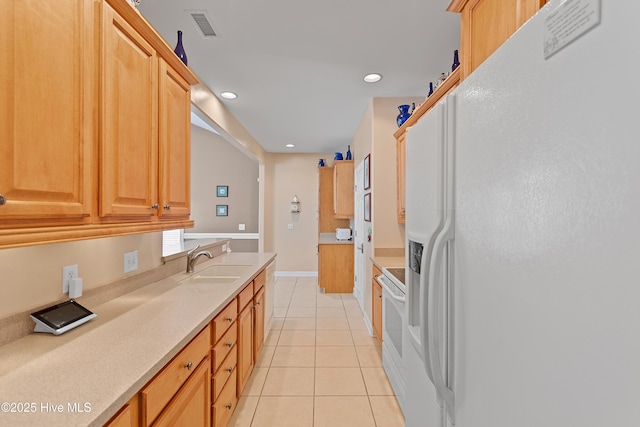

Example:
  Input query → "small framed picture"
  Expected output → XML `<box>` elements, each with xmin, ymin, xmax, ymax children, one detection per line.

<box><xmin>364</xmin><ymin>154</ymin><xmax>371</xmax><ymax>190</ymax></box>
<box><xmin>216</xmin><ymin>185</ymin><xmax>228</xmax><ymax>197</ymax></box>
<box><xmin>216</xmin><ymin>205</ymin><xmax>228</xmax><ymax>216</ymax></box>
<box><xmin>364</xmin><ymin>193</ymin><xmax>371</xmax><ymax>222</ymax></box>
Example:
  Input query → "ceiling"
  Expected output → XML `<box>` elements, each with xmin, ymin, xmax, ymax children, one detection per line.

<box><xmin>138</xmin><ymin>0</ymin><xmax>460</xmax><ymax>154</ymax></box>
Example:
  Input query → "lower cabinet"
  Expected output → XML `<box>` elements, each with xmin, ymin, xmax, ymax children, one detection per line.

<box><xmin>372</xmin><ymin>265</ymin><xmax>383</xmax><ymax>345</ymax></box>
<box><xmin>105</xmin><ymin>395</ymin><xmax>139</xmax><ymax>427</ymax></box>
<box><xmin>236</xmin><ymin>294</ymin><xmax>254</xmax><ymax>396</ymax></box>
<box><xmin>318</xmin><ymin>244</ymin><xmax>354</xmax><ymax>293</ymax></box>
<box><xmin>253</xmin><ymin>286</ymin><xmax>265</xmax><ymax>361</ymax></box>
<box><xmin>105</xmin><ymin>268</ymin><xmax>268</xmax><ymax>427</ymax></box>
<box><xmin>152</xmin><ymin>359</ymin><xmax>211</xmax><ymax>427</ymax></box>
<box><xmin>140</xmin><ymin>325</ymin><xmax>211</xmax><ymax>426</ymax></box>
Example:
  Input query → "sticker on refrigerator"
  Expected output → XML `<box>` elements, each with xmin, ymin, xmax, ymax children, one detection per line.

<box><xmin>544</xmin><ymin>0</ymin><xmax>601</xmax><ymax>59</ymax></box>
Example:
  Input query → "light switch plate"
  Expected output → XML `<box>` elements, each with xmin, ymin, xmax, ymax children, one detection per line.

<box><xmin>238</xmin><ymin>223</ymin><xmax>246</xmax><ymax>231</ymax></box>
<box><xmin>287</xmin><ymin>223</ymin><xmax>294</xmax><ymax>230</ymax></box>
<box><xmin>124</xmin><ymin>250</ymin><xmax>138</xmax><ymax>273</ymax></box>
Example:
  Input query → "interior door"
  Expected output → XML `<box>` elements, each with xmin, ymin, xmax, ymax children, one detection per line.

<box><xmin>354</xmin><ymin>162</ymin><xmax>365</xmax><ymax>310</ymax></box>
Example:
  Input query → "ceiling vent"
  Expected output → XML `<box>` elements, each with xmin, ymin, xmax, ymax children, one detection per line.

<box><xmin>186</xmin><ymin>10</ymin><xmax>217</xmax><ymax>38</ymax></box>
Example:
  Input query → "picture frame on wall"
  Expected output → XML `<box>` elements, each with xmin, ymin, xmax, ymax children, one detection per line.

<box><xmin>364</xmin><ymin>193</ymin><xmax>371</xmax><ymax>222</ymax></box>
<box><xmin>216</xmin><ymin>185</ymin><xmax>229</xmax><ymax>197</ymax></box>
<box><xmin>216</xmin><ymin>205</ymin><xmax>228</xmax><ymax>216</ymax></box>
<box><xmin>364</xmin><ymin>154</ymin><xmax>371</xmax><ymax>190</ymax></box>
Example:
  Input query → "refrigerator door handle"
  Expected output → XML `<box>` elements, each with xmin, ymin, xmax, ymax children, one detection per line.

<box><xmin>427</xmin><ymin>211</ymin><xmax>455</xmax><ymax>424</ymax></box>
<box><xmin>413</xmin><ymin>243</ymin><xmax>436</xmax><ymax>385</ymax></box>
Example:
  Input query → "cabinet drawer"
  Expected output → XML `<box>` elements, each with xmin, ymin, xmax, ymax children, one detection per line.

<box><xmin>212</xmin><ymin>348</ymin><xmax>237</xmax><ymax>402</ymax></box>
<box><xmin>213</xmin><ymin>299</ymin><xmax>237</xmax><ymax>343</ymax></box>
<box><xmin>141</xmin><ymin>324</ymin><xmax>211</xmax><ymax>426</ymax></box>
<box><xmin>238</xmin><ymin>283</ymin><xmax>253</xmax><ymax>311</ymax></box>
<box><xmin>253</xmin><ymin>270</ymin><xmax>266</xmax><ymax>293</ymax></box>
<box><xmin>213</xmin><ymin>321</ymin><xmax>237</xmax><ymax>373</ymax></box>
<box><xmin>152</xmin><ymin>357</ymin><xmax>211</xmax><ymax>427</ymax></box>
<box><xmin>212</xmin><ymin>369</ymin><xmax>237</xmax><ymax>427</ymax></box>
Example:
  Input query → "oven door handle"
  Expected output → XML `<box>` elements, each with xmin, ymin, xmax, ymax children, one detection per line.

<box><xmin>376</xmin><ymin>275</ymin><xmax>406</xmax><ymax>303</ymax></box>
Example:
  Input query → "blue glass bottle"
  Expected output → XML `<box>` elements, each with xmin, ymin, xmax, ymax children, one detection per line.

<box><xmin>428</xmin><ymin>82</ymin><xmax>434</xmax><ymax>97</ymax></box>
<box><xmin>174</xmin><ymin>30</ymin><xmax>188</xmax><ymax>65</ymax></box>
<box><xmin>346</xmin><ymin>145</ymin><xmax>352</xmax><ymax>160</ymax></box>
<box><xmin>452</xmin><ymin>49</ymin><xmax>460</xmax><ymax>72</ymax></box>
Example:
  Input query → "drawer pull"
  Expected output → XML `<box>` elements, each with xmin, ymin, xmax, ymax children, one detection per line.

<box><xmin>226</xmin><ymin>366</ymin><xmax>233</xmax><ymax>373</ymax></box>
<box><xmin>225</xmin><ymin>403</ymin><xmax>233</xmax><ymax>410</ymax></box>
<box><xmin>184</xmin><ymin>362</ymin><xmax>193</xmax><ymax>370</ymax></box>
<box><xmin>226</xmin><ymin>342</ymin><xmax>233</xmax><ymax>348</ymax></box>
<box><xmin>226</xmin><ymin>316</ymin><xmax>233</xmax><ymax>322</ymax></box>
<box><xmin>0</xmin><ymin>194</ymin><xmax>6</xmax><ymax>206</ymax></box>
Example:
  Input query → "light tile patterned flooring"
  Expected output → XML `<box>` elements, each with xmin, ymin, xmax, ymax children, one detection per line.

<box><xmin>228</xmin><ymin>276</ymin><xmax>405</xmax><ymax>427</ymax></box>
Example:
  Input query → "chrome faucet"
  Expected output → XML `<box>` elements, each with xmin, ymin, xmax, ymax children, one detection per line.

<box><xmin>186</xmin><ymin>245</ymin><xmax>213</xmax><ymax>273</ymax></box>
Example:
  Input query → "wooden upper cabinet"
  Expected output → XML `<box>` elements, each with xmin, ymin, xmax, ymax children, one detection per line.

<box><xmin>101</xmin><ymin>3</ymin><xmax>158</xmax><ymax>219</ymax></box>
<box><xmin>394</xmin><ymin>69</ymin><xmax>460</xmax><ymax>223</ymax></box>
<box><xmin>158</xmin><ymin>60</ymin><xmax>191</xmax><ymax>219</ymax></box>
<box><xmin>448</xmin><ymin>0</ymin><xmax>548</xmax><ymax>80</ymax></box>
<box><xmin>0</xmin><ymin>0</ymin><xmax>96</xmax><ymax>226</ymax></box>
<box><xmin>333</xmin><ymin>160</ymin><xmax>354</xmax><ymax>218</ymax></box>
<box><xmin>318</xmin><ymin>167</ymin><xmax>349</xmax><ymax>233</ymax></box>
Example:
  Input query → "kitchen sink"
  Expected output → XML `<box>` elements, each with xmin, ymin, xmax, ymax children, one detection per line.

<box><xmin>197</xmin><ymin>264</ymin><xmax>253</xmax><ymax>276</ymax></box>
<box><xmin>188</xmin><ymin>275</ymin><xmax>240</xmax><ymax>284</ymax></box>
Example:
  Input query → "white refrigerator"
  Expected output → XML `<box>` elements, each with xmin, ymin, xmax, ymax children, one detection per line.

<box><xmin>404</xmin><ymin>1</ymin><xmax>640</xmax><ymax>426</ymax></box>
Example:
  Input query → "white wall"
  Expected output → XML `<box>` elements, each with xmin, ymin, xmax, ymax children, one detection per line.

<box><xmin>263</xmin><ymin>153</ymin><xmax>331</xmax><ymax>272</ymax></box>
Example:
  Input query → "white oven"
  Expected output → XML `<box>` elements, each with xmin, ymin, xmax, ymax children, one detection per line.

<box><xmin>376</xmin><ymin>268</ymin><xmax>406</xmax><ymax>413</ymax></box>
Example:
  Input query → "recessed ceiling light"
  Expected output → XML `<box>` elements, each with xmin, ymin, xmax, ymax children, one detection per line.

<box><xmin>285</xmin><ymin>144</ymin><xmax>295</xmax><ymax>148</ymax></box>
<box><xmin>363</xmin><ymin>73</ymin><xmax>382</xmax><ymax>83</ymax></box>
<box><xmin>220</xmin><ymin>91</ymin><xmax>237</xmax><ymax>100</ymax></box>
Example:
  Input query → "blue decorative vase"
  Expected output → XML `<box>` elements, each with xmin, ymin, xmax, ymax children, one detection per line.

<box><xmin>334</xmin><ymin>152</ymin><xmax>343</xmax><ymax>160</ymax></box>
<box><xmin>346</xmin><ymin>145</ymin><xmax>352</xmax><ymax>160</ymax></box>
<box><xmin>397</xmin><ymin>104</ymin><xmax>411</xmax><ymax>127</ymax></box>
<box><xmin>452</xmin><ymin>49</ymin><xmax>460</xmax><ymax>72</ymax></box>
<box><xmin>174</xmin><ymin>30</ymin><xmax>188</xmax><ymax>65</ymax></box>
<box><xmin>318</xmin><ymin>159</ymin><xmax>325</xmax><ymax>167</ymax></box>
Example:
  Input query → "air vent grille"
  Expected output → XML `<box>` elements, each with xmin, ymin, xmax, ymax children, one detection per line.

<box><xmin>188</xmin><ymin>11</ymin><xmax>217</xmax><ymax>38</ymax></box>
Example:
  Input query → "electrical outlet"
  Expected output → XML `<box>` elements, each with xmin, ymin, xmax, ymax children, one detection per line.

<box><xmin>124</xmin><ymin>250</ymin><xmax>138</xmax><ymax>273</ymax></box>
<box><xmin>62</xmin><ymin>264</ymin><xmax>78</xmax><ymax>293</ymax></box>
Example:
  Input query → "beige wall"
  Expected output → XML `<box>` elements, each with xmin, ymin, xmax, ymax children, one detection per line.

<box><xmin>350</xmin><ymin>97</ymin><xmax>422</xmax><ymax>322</ymax></box>
<box><xmin>263</xmin><ymin>153</ymin><xmax>331</xmax><ymax>272</ymax></box>
<box><xmin>189</xmin><ymin>125</ymin><xmax>259</xmax><ymax>238</ymax></box>
<box><xmin>0</xmin><ymin>233</ymin><xmax>162</xmax><ymax>319</ymax></box>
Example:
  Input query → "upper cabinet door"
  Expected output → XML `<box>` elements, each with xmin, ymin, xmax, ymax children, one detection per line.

<box><xmin>100</xmin><ymin>3</ymin><xmax>158</xmax><ymax>219</ymax></box>
<box><xmin>0</xmin><ymin>0</ymin><xmax>95</xmax><ymax>224</ymax></box>
<box><xmin>158</xmin><ymin>60</ymin><xmax>191</xmax><ymax>219</ymax></box>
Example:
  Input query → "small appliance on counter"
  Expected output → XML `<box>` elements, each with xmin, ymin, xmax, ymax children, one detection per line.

<box><xmin>335</xmin><ymin>228</ymin><xmax>351</xmax><ymax>240</ymax></box>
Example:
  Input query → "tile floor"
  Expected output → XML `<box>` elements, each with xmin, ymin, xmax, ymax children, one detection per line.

<box><xmin>227</xmin><ymin>276</ymin><xmax>405</xmax><ymax>427</ymax></box>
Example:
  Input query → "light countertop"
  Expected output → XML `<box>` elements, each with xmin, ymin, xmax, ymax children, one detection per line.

<box><xmin>371</xmin><ymin>256</ymin><xmax>405</xmax><ymax>271</ymax></box>
<box><xmin>318</xmin><ymin>233</ymin><xmax>354</xmax><ymax>245</ymax></box>
<box><xmin>0</xmin><ymin>252</ymin><xmax>276</xmax><ymax>426</ymax></box>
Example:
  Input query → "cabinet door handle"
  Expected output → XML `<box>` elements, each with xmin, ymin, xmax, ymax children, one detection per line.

<box><xmin>225</xmin><ymin>403</ymin><xmax>233</xmax><ymax>410</ymax></box>
<box><xmin>184</xmin><ymin>361</ymin><xmax>193</xmax><ymax>370</ymax></box>
<box><xmin>0</xmin><ymin>194</ymin><xmax>6</xmax><ymax>206</ymax></box>
<box><xmin>151</xmin><ymin>204</ymin><xmax>159</xmax><ymax>210</ymax></box>
<box><xmin>226</xmin><ymin>342</ymin><xmax>233</xmax><ymax>348</ymax></box>
<box><xmin>226</xmin><ymin>366</ymin><xmax>233</xmax><ymax>373</ymax></box>
<box><xmin>163</xmin><ymin>204</ymin><xmax>171</xmax><ymax>210</ymax></box>
<box><xmin>226</xmin><ymin>316</ymin><xmax>233</xmax><ymax>322</ymax></box>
